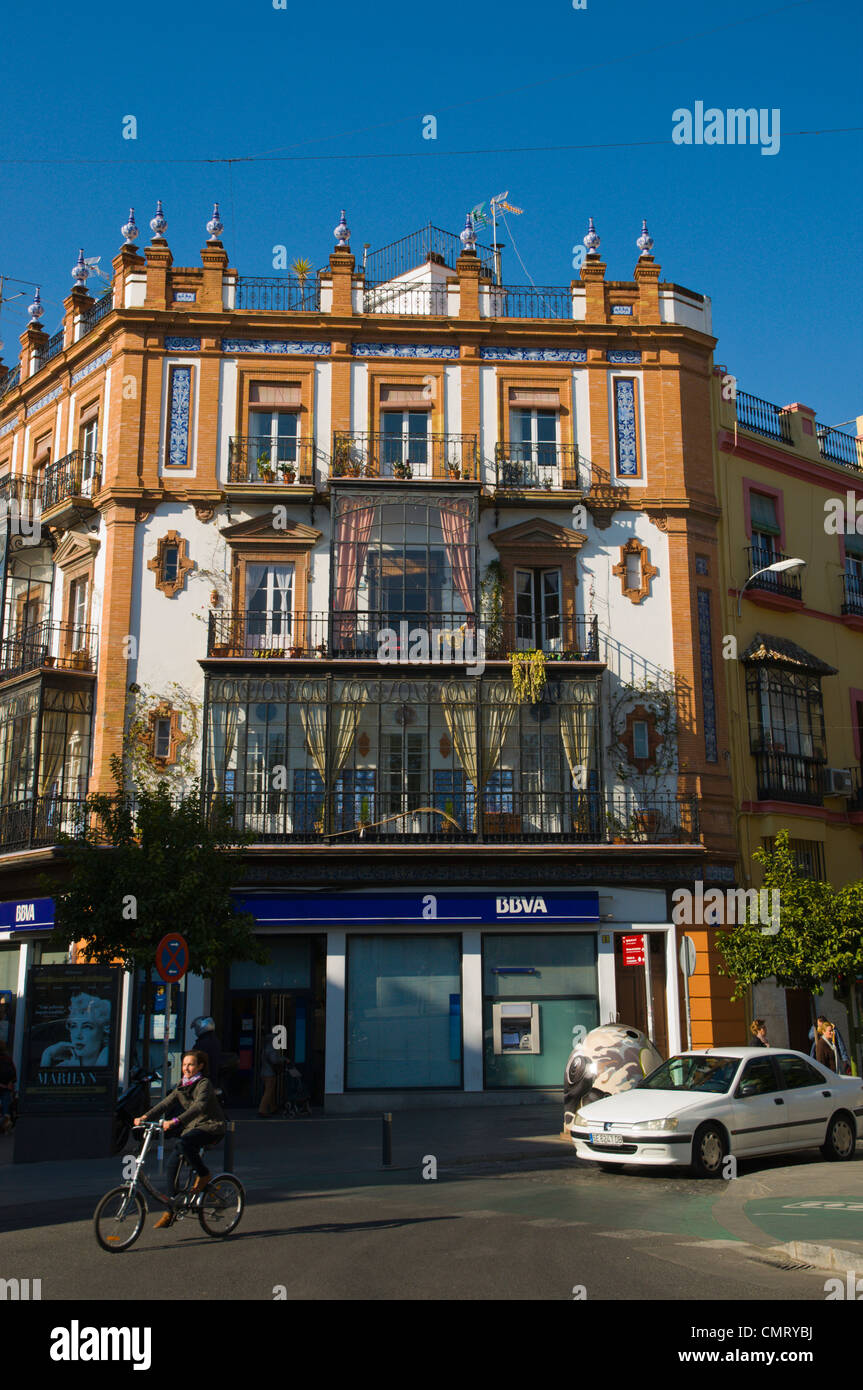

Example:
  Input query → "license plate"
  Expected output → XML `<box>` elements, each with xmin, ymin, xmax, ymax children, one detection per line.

<box><xmin>590</xmin><ymin>1132</ymin><xmax>624</xmax><ymax>1146</ymax></box>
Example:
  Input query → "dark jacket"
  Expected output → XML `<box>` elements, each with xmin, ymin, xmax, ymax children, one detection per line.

<box><xmin>752</xmin><ymin>1036</ymin><xmax>768</xmax><ymax>1047</ymax></box>
<box><xmin>143</xmin><ymin>1076</ymin><xmax>226</xmax><ymax>1136</ymax></box>
<box><xmin>195</xmin><ymin>1031</ymin><xmax>222</xmax><ymax>1081</ymax></box>
<box><xmin>0</xmin><ymin>1055</ymin><xmax>15</xmax><ymax>1087</ymax></box>
<box><xmin>815</xmin><ymin>1036</ymin><xmax>839</xmax><ymax>1073</ymax></box>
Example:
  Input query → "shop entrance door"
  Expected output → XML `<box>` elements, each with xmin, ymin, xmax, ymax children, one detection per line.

<box><xmin>228</xmin><ymin>990</ymin><xmax>318</xmax><ymax>1109</ymax></box>
<box><xmin>613</xmin><ymin>933</ymin><xmax>668</xmax><ymax>1056</ymax></box>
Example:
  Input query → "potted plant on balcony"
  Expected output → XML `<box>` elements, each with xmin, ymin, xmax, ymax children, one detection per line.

<box><xmin>278</xmin><ymin>462</ymin><xmax>297</xmax><ymax>484</ymax></box>
<box><xmin>393</xmin><ymin>460</ymin><xmax>412</xmax><ymax>480</ymax></box>
<box><xmin>446</xmin><ymin>461</ymin><xmax>462</xmax><ymax>481</ymax></box>
<box><xmin>256</xmin><ymin>453</ymin><xmax>275</xmax><ymax>483</ymax></box>
<box><xmin>442</xmin><ymin>798</ymin><xmax>456</xmax><ymax>834</ymax></box>
<box><xmin>288</xmin><ymin>641</ymin><xmax>304</xmax><ymax>658</ymax></box>
<box><xmin>315</xmin><ymin>640</ymin><xmax>327</xmax><ymax>659</ymax></box>
<box><xmin>70</xmin><ymin>648</ymin><xmax>92</xmax><ymax>671</ymax></box>
<box><xmin>358</xmin><ymin>795</ymin><xmax>371</xmax><ymax>838</ymax></box>
<box><xmin>313</xmin><ymin>802</ymin><xmax>326</xmax><ymax>836</ymax></box>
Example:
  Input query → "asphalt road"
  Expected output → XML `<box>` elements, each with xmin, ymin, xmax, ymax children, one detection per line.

<box><xmin>3</xmin><ymin>1159</ymin><xmax>842</xmax><ymax>1302</ymax></box>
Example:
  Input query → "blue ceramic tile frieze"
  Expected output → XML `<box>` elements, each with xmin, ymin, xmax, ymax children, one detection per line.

<box><xmin>351</xmin><ymin>343</ymin><xmax>459</xmax><ymax>359</ymax></box>
<box><xmin>479</xmin><ymin>346</ymin><xmax>587</xmax><ymax>362</ymax></box>
<box><xmin>607</xmin><ymin>350</ymin><xmax>641</xmax><ymax>363</ymax></box>
<box><xmin>70</xmin><ymin>349</ymin><xmax>112</xmax><ymax>386</ymax></box>
<box><xmin>221</xmin><ymin>340</ymin><xmax>331</xmax><ymax>355</ymax></box>
<box><xmin>165</xmin><ymin>337</ymin><xmax>202</xmax><ymax>351</ymax></box>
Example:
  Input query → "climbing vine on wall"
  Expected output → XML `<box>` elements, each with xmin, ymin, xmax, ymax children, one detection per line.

<box><xmin>124</xmin><ymin>682</ymin><xmax>202</xmax><ymax>795</ymax></box>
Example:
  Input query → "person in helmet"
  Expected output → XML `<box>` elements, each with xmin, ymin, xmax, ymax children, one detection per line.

<box><xmin>190</xmin><ymin>1017</ymin><xmax>222</xmax><ymax>1083</ymax></box>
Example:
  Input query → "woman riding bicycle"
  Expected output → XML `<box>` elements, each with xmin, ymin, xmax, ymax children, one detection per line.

<box><xmin>134</xmin><ymin>1049</ymin><xmax>226</xmax><ymax>1229</ymax></box>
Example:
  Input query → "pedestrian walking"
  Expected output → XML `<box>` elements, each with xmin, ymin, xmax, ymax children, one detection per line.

<box><xmin>259</xmin><ymin>1025</ymin><xmax>286</xmax><ymax>1117</ymax></box>
<box><xmin>749</xmin><ymin>1019</ymin><xmax>769</xmax><ymax>1047</ymax></box>
<box><xmin>809</xmin><ymin>1015</ymin><xmax>852</xmax><ymax>1073</ymax></box>
<box><xmin>814</xmin><ymin>1018</ymin><xmax>840</xmax><ymax>1073</ymax></box>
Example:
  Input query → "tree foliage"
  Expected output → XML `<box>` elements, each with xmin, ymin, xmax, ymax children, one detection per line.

<box><xmin>47</xmin><ymin>758</ymin><xmax>267</xmax><ymax>977</ymax></box>
<box><xmin>716</xmin><ymin>830</ymin><xmax>863</xmax><ymax>1000</ymax></box>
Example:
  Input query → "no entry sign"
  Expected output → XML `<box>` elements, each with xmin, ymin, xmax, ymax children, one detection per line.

<box><xmin>155</xmin><ymin>933</ymin><xmax>189</xmax><ymax>984</ymax></box>
<box><xmin>622</xmin><ymin>934</ymin><xmax>645</xmax><ymax>967</ymax></box>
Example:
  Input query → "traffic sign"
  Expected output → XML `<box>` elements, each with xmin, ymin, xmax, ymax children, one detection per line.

<box><xmin>155</xmin><ymin>933</ymin><xmax>189</xmax><ymax>984</ymax></box>
<box><xmin>622</xmin><ymin>934</ymin><xmax>645</xmax><ymax>967</ymax></box>
<box><xmin>679</xmin><ymin>936</ymin><xmax>697</xmax><ymax>978</ymax></box>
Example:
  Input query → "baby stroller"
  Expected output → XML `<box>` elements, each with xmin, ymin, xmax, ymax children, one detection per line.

<box><xmin>282</xmin><ymin>1062</ymin><xmax>311</xmax><ymax>1118</ymax></box>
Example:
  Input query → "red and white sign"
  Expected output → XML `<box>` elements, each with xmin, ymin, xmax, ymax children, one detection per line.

<box><xmin>622</xmin><ymin>934</ymin><xmax>645</xmax><ymax>967</ymax></box>
<box><xmin>155</xmin><ymin>933</ymin><xmax>189</xmax><ymax>984</ymax></box>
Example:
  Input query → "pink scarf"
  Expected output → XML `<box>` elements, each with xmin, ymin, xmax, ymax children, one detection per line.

<box><xmin>180</xmin><ymin>1073</ymin><xmax>202</xmax><ymax>1088</ymax></box>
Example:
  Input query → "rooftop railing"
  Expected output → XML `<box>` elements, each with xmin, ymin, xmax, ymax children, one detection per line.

<box><xmin>0</xmin><ymin>365</ymin><xmax>20</xmax><ymax>400</ymax></box>
<box><xmin>363</xmin><ymin>223</ymin><xmax>496</xmax><ymax>283</ymax></box>
<box><xmin>735</xmin><ymin>390</ymin><xmax>793</xmax><ymax>444</ymax></box>
<box><xmin>234</xmin><ymin>277</ymin><xmax>320</xmax><ymax>312</ymax></box>
<box><xmin>80</xmin><ymin>292</ymin><xmax>113</xmax><ymax>335</ymax></box>
<box><xmin>38</xmin><ymin>329</ymin><xmax>65</xmax><ymax>368</ymax></box>
<box><xmin>817</xmin><ymin>425</ymin><xmax>863</xmax><ymax>473</ymax></box>
<box><xmin>481</xmin><ymin>285</ymin><xmax>572</xmax><ymax>319</ymax></box>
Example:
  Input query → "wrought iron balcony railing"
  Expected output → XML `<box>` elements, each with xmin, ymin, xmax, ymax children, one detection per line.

<box><xmin>234</xmin><ymin>277</ymin><xmax>320</xmax><ymax>312</ymax></box>
<box><xmin>745</xmin><ymin>545</ymin><xmax>803</xmax><ymax>600</ymax></box>
<box><xmin>198</xmin><ymin>791</ymin><xmax>700</xmax><ymax>846</ymax></box>
<box><xmin>842</xmin><ymin>572</ymin><xmax>863</xmax><ymax>616</ymax></box>
<box><xmin>0</xmin><ymin>365</ymin><xmax>20</xmax><ymax>400</ymax></box>
<box><xmin>494</xmin><ymin>441</ymin><xmax>583</xmax><ymax>491</ymax></box>
<box><xmin>0</xmin><ymin>796</ymin><xmax>92</xmax><ymax>852</ymax></box>
<box><xmin>38</xmin><ymin>330</ymin><xmax>65</xmax><ymax>369</ymax></box>
<box><xmin>363</xmin><ymin>282</ymin><xmax>448</xmax><ymax>315</ymax></box>
<box><xmin>481</xmin><ymin>285</ymin><xmax>572</xmax><ymax>319</ymax></box>
<box><xmin>753</xmin><ymin>753</ymin><xmax>825</xmax><ymax>805</ymax></box>
<box><xmin>0</xmin><ymin>474</ymin><xmax>39</xmax><ymax>508</ymax></box>
<box><xmin>0</xmin><ymin>621</ymin><xmax>98</xmax><ymax>683</ymax></box>
<box><xmin>849</xmin><ymin>766</ymin><xmax>863</xmax><ymax>813</ymax></box>
<box><xmin>40</xmin><ymin>451</ymin><xmax>102</xmax><ymax>511</ymax></box>
<box><xmin>736</xmin><ymin>390</ymin><xmax>793</xmax><ymax>444</ymax></box>
<box><xmin>331</xmin><ymin>432</ymin><xmax>478</xmax><ymax>481</ymax></box>
<box><xmin>207</xmin><ymin>611</ymin><xmax>600</xmax><ymax>661</ymax></box>
<box><xmin>80</xmin><ymin>293</ymin><xmax>113</xmax><ymax>335</ymax></box>
<box><xmin>228</xmin><ymin>437</ymin><xmax>316</xmax><ymax>485</ymax></box>
<box><xmin>363</xmin><ymin>223</ymin><xmax>496</xmax><ymax>283</ymax></box>
<box><xmin>818</xmin><ymin>425</ymin><xmax>863</xmax><ymax>473</ymax></box>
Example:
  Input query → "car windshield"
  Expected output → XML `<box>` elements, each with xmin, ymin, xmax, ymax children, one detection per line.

<box><xmin>638</xmin><ymin>1056</ymin><xmax>740</xmax><ymax>1094</ymax></box>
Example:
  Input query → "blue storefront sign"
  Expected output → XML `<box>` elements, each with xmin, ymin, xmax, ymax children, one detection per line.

<box><xmin>233</xmin><ymin>890</ymin><xmax>599</xmax><ymax>926</ymax></box>
<box><xmin>0</xmin><ymin>898</ymin><xmax>55</xmax><ymax>933</ymax></box>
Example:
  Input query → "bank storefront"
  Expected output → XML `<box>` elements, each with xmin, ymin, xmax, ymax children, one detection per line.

<box><xmin>228</xmin><ymin>889</ymin><xmax>682</xmax><ymax>1111</ymax></box>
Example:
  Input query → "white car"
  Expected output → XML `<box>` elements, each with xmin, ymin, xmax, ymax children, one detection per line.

<box><xmin>570</xmin><ymin>1047</ymin><xmax>863</xmax><ymax>1177</ymax></box>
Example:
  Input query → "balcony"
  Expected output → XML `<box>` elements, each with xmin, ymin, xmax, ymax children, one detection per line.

<box><xmin>736</xmin><ymin>391</ymin><xmax>793</xmax><ymax>444</ymax></box>
<box><xmin>753</xmin><ymin>752</ymin><xmax>825</xmax><ymax>805</ymax></box>
<box><xmin>207</xmin><ymin>611</ymin><xmax>600</xmax><ymax>662</ymax></box>
<box><xmin>0</xmin><ymin>795</ymin><xmax>91</xmax><ymax>852</ymax></box>
<box><xmin>38</xmin><ymin>329</ymin><xmax>65</xmax><ymax>370</ymax></box>
<box><xmin>234</xmin><ymin>277</ymin><xmax>320</xmax><ymax>312</ymax></box>
<box><xmin>817</xmin><ymin>425</ymin><xmax>862</xmax><ymax>474</ymax></box>
<box><xmin>744</xmin><ymin>546</ymin><xmax>802</xmax><ymax>602</ymax></box>
<box><xmin>331</xmin><ymin>433</ymin><xmax>478</xmax><ymax>482</ymax></box>
<box><xmin>79</xmin><ymin>292</ymin><xmax>113</xmax><ymax>335</ymax></box>
<box><xmin>0</xmin><ymin>621</ymin><xmax>98</xmax><ymax>683</ymax></box>
<box><xmin>0</xmin><ymin>365</ymin><xmax>20</xmax><ymax>400</ymax></box>
<box><xmin>494</xmin><ymin>441</ymin><xmax>583</xmax><ymax>492</ymax></box>
<box><xmin>228</xmin><ymin>437</ymin><xmax>317</xmax><ymax>487</ymax></box>
<box><xmin>842</xmin><ymin>573</ymin><xmax>863</xmax><ymax>617</ymax></box>
<box><xmin>40</xmin><ymin>451</ymin><xmax>102</xmax><ymax>519</ymax></box>
<box><xmin>0</xmin><ymin>474</ymin><xmax>39</xmax><ymax>509</ymax></box>
<box><xmin>480</xmin><ymin>285</ymin><xmax>572</xmax><ymax>319</ymax></box>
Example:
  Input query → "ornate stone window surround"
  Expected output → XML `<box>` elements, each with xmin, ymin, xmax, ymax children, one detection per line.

<box><xmin>145</xmin><ymin>701</ymin><xmax>187</xmax><ymax>769</ymax></box>
<box><xmin>222</xmin><ymin>514</ymin><xmax>322</xmax><ymax>615</ymax></box>
<box><xmin>489</xmin><ymin>517</ymin><xmax>587</xmax><ymax>628</ymax></box>
<box><xmin>619</xmin><ymin>704</ymin><xmax>663</xmax><ymax>772</ymax></box>
<box><xmin>54</xmin><ymin>533</ymin><xmax>99</xmax><ymax>660</ymax></box>
<box><xmin>147</xmin><ymin>531</ymin><xmax>195</xmax><ymax>597</ymax></box>
<box><xmin>612</xmin><ymin>537</ymin><xmax>658</xmax><ymax>604</ymax></box>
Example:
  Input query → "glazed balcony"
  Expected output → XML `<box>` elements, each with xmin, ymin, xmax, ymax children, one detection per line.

<box><xmin>206</xmin><ymin>611</ymin><xmax>600</xmax><ymax>662</ymax></box>
<box><xmin>0</xmin><ymin>621</ymin><xmax>98</xmax><ymax>683</ymax></box>
<box><xmin>40</xmin><ymin>451</ymin><xmax>102</xmax><ymax>520</ymax></box>
<box><xmin>228</xmin><ymin>437</ymin><xmax>317</xmax><ymax>487</ymax></box>
<box><xmin>331</xmin><ymin>432</ymin><xmax>478</xmax><ymax>482</ymax></box>
<box><xmin>753</xmin><ymin>752</ymin><xmax>825</xmax><ymax>806</ymax></box>
<box><xmin>494</xmin><ymin>441</ymin><xmax>583</xmax><ymax>492</ymax></box>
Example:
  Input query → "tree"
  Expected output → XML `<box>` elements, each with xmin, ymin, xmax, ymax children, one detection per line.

<box><xmin>716</xmin><ymin>830</ymin><xmax>863</xmax><ymax>1001</ymax></box>
<box><xmin>46</xmin><ymin>759</ymin><xmax>267</xmax><ymax>1063</ymax></box>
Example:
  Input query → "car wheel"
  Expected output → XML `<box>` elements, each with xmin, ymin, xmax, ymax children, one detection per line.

<box><xmin>691</xmin><ymin>1122</ymin><xmax>728</xmax><ymax>1178</ymax></box>
<box><xmin>821</xmin><ymin>1112</ymin><xmax>856</xmax><ymax>1162</ymax></box>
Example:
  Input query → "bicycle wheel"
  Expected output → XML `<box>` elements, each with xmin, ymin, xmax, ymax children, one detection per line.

<box><xmin>198</xmin><ymin>1175</ymin><xmax>244</xmax><ymax>1237</ymax></box>
<box><xmin>94</xmin><ymin>1186</ymin><xmax>146</xmax><ymax>1253</ymax></box>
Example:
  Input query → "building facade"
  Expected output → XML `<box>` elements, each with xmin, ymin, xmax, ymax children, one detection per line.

<box><xmin>0</xmin><ymin>206</ymin><xmax>747</xmax><ymax>1107</ymax></box>
<box><xmin>714</xmin><ymin>374</ymin><xmax>863</xmax><ymax>1067</ymax></box>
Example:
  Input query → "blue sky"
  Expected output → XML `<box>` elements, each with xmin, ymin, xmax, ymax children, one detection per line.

<box><xmin>1</xmin><ymin>0</ymin><xmax>860</xmax><ymax>427</ymax></box>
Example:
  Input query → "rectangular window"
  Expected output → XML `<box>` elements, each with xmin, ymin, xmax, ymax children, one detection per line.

<box><xmin>154</xmin><ymin>718</ymin><xmax>172</xmax><ymax>760</ymax></box>
<box><xmin>507</xmin><ymin>406</ymin><xmax>559</xmax><ymax>485</ymax></box>
<box><xmin>68</xmin><ymin>576</ymin><xmax>88</xmax><ymax>646</ymax></box>
<box><xmin>632</xmin><ymin>720</ymin><xmax>650</xmax><ymax>760</ymax></box>
<box><xmin>245</xmin><ymin>563</ymin><xmax>294</xmax><ymax>650</ymax></box>
<box><xmin>249</xmin><ymin>409</ymin><xmax>299</xmax><ymax>472</ymax></box>
<box><xmin>750</xmin><ymin>492</ymin><xmax>781</xmax><ymax>567</ymax></box>
<box><xmin>762</xmin><ymin>836</ymin><xmax>826</xmax><ymax>880</ymax></box>
<box><xmin>514</xmin><ymin>568</ymin><xmax>562</xmax><ymax>651</ymax></box>
<box><xmin>380</xmin><ymin>410</ymin><xmax>429</xmax><ymax>477</ymax></box>
<box><xmin>346</xmin><ymin>935</ymin><xmax>462</xmax><ymax>1089</ymax></box>
<box><xmin>79</xmin><ymin>415</ymin><xmax>98</xmax><ymax>456</ymax></box>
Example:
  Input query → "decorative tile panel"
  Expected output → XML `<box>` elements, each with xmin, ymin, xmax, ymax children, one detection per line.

<box><xmin>608</xmin><ymin>350</ymin><xmax>641</xmax><ymax>363</ymax></box>
<box><xmin>26</xmin><ymin>385</ymin><xmax>64</xmax><ymax>417</ymax></box>
<box><xmin>166</xmin><ymin>365</ymin><xmax>193</xmax><ymax>469</ymax></box>
<box><xmin>613</xmin><ymin>378</ymin><xmax>639</xmax><ymax>477</ymax></box>
<box><xmin>165</xmin><ymin>337</ymin><xmax>202</xmax><ymax>351</ymax></box>
<box><xmin>351</xmin><ymin>343</ymin><xmax>459</xmax><ymax>359</ymax></box>
<box><xmin>611</xmin><ymin>306</ymin><xmax>633</xmax><ymax>316</ymax></box>
<box><xmin>71</xmin><ymin>348</ymin><xmax>112</xmax><ymax>386</ymax></box>
<box><xmin>173</xmin><ymin>292</ymin><xmax>197</xmax><ymax>303</ymax></box>
<box><xmin>0</xmin><ymin>420</ymin><xmax>15</xmax><ymax>439</ymax></box>
<box><xmin>697</xmin><ymin>588</ymin><xmax>718</xmax><ymax>763</ymax></box>
<box><xmin>479</xmin><ymin>346</ymin><xmax>587</xmax><ymax>362</ymax></box>
<box><xmin>221</xmin><ymin>339</ymin><xmax>331</xmax><ymax>355</ymax></box>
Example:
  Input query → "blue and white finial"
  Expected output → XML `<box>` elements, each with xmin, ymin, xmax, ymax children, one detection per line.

<box><xmin>72</xmin><ymin>249</ymin><xmax>89</xmax><ymax>288</ymax></box>
<box><xmin>637</xmin><ymin>219</ymin><xmax>654</xmax><ymax>259</ymax></box>
<box><xmin>121</xmin><ymin>207</ymin><xmax>139</xmax><ymax>246</ymax></box>
<box><xmin>28</xmin><ymin>287</ymin><xmax>44</xmax><ymax>324</ymax></box>
<box><xmin>206</xmin><ymin>202</ymin><xmax>224</xmax><ymax>243</ymax></box>
<box><xmin>150</xmin><ymin>199</ymin><xmax>168</xmax><ymax>240</ymax></box>
<box><xmin>583</xmin><ymin>217</ymin><xmax>601</xmax><ymax>257</ymax></box>
<box><xmin>460</xmin><ymin>212</ymin><xmax>477</xmax><ymax>254</ymax></box>
<box><xmin>333</xmin><ymin>209</ymin><xmax>350</xmax><ymax>247</ymax></box>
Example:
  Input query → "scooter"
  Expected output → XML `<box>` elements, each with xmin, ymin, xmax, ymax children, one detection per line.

<box><xmin>113</xmin><ymin>1066</ymin><xmax>161</xmax><ymax>1154</ymax></box>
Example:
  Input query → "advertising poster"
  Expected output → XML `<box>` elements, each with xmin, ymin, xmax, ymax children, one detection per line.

<box><xmin>21</xmin><ymin>965</ymin><xmax>121</xmax><ymax>1112</ymax></box>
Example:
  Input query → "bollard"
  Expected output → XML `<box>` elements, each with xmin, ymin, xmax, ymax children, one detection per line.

<box><xmin>382</xmin><ymin>1111</ymin><xmax>392</xmax><ymax>1167</ymax></box>
<box><xmin>224</xmin><ymin>1120</ymin><xmax>235</xmax><ymax>1173</ymax></box>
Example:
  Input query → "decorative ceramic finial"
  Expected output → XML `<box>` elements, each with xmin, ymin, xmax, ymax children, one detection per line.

<box><xmin>150</xmin><ymin>199</ymin><xmax>168</xmax><ymax>240</ymax></box>
<box><xmin>583</xmin><ymin>217</ymin><xmax>601</xmax><ymax>257</ymax></box>
<box><xmin>72</xmin><ymin>249</ymin><xmax>89</xmax><ymax>288</ymax></box>
<box><xmin>333</xmin><ymin>209</ymin><xmax>350</xmax><ymax>247</ymax></box>
<box><xmin>637</xmin><ymin>219</ymin><xmax>654</xmax><ymax>258</ymax></box>
<box><xmin>206</xmin><ymin>202</ymin><xmax>224</xmax><ymax>243</ymax></box>
<box><xmin>460</xmin><ymin>212</ymin><xmax>476</xmax><ymax>254</ymax></box>
<box><xmin>28</xmin><ymin>287</ymin><xmax>44</xmax><ymax>323</ymax></box>
<box><xmin>121</xmin><ymin>207</ymin><xmax>139</xmax><ymax>246</ymax></box>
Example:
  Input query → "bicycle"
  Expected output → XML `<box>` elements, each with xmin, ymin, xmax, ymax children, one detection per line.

<box><xmin>93</xmin><ymin>1122</ymin><xmax>244</xmax><ymax>1253</ymax></box>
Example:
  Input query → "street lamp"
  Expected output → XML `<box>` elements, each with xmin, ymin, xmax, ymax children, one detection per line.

<box><xmin>737</xmin><ymin>557</ymin><xmax>807</xmax><ymax>618</ymax></box>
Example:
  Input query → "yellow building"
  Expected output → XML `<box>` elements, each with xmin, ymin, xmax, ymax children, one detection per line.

<box><xmin>715</xmin><ymin>374</ymin><xmax>863</xmax><ymax>1063</ymax></box>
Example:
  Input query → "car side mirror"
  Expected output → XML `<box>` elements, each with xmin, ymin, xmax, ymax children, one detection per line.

<box><xmin>737</xmin><ymin>1081</ymin><xmax>758</xmax><ymax>1098</ymax></box>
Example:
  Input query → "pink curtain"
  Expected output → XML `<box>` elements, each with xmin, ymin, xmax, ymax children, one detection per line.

<box><xmin>440</xmin><ymin>502</ymin><xmax>474</xmax><ymax>617</ymax></box>
<box><xmin>333</xmin><ymin>505</ymin><xmax>375</xmax><ymax>649</ymax></box>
